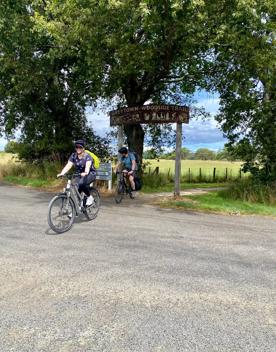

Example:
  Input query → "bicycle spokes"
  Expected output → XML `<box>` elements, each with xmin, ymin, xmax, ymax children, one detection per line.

<box><xmin>48</xmin><ymin>195</ymin><xmax>75</xmax><ymax>233</ymax></box>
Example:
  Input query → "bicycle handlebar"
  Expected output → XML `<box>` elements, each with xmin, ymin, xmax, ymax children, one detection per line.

<box><xmin>57</xmin><ymin>173</ymin><xmax>81</xmax><ymax>179</ymax></box>
<box><xmin>116</xmin><ymin>170</ymin><xmax>130</xmax><ymax>174</ymax></box>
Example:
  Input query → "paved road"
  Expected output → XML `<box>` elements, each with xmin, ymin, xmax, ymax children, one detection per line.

<box><xmin>0</xmin><ymin>183</ymin><xmax>275</xmax><ymax>352</ymax></box>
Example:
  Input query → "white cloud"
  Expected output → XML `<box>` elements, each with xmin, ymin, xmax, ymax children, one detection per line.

<box><xmin>86</xmin><ymin>109</ymin><xmax>111</xmax><ymax>137</ymax></box>
<box><xmin>195</xmin><ymin>98</ymin><xmax>220</xmax><ymax>115</ymax></box>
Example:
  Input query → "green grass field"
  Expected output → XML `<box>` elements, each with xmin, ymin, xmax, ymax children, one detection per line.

<box><xmin>0</xmin><ymin>152</ymin><xmax>14</xmax><ymax>162</ymax></box>
<box><xmin>0</xmin><ymin>152</ymin><xmax>18</xmax><ymax>178</ymax></box>
<box><xmin>1</xmin><ymin>153</ymin><xmax>244</xmax><ymax>184</ymax></box>
<box><xmin>144</xmin><ymin>159</ymin><xmax>244</xmax><ymax>182</ymax></box>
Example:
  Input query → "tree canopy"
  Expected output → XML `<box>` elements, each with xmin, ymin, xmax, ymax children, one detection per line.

<box><xmin>0</xmin><ymin>0</ymin><xmax>109</xmax><ymax>160</ymax></box>
<box><xmin>207</xmin><ymin>0</ymin><xmax>276</xmax><ymax>180</ymax></box>
<box><xmin>0</xmin><ymin>1</ymin><xmax>275</xmax><ymax>180</ymax></box>
<box><xmin>16</xmin><ymin>0</ymin><xmax>216</xmax><ymax>158</ymax></box>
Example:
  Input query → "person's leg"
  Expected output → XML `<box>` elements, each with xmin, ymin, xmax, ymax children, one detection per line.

<box><xmin>83</xmin><ymin>173</ymin><xmax>96</xmax><ymax>206</ymax></box>
<box><xmin>78</xmin><ymin>176</ymin><xmax>90</xmax><ymax>196</ymax></box>
<box><xmin>129</xmin><ymin>174</ymin><xmax>135</xmax><ymax>191</ymax></box>
<box><xmin>80</xmin><ymin>173</ymin><xmax>96</xmax><ymax>196</ymax></box>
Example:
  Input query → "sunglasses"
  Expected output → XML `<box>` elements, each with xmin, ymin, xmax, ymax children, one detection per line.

<box><xmin>75</xmin><ymin>146</ymin><xmax>84</xmax><ymax>149</ymax></box>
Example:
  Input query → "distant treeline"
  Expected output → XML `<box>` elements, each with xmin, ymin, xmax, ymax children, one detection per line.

<box><xmin>143</xmin><ymin>147</ymin><xmax>238</xmax><ymax>161</ymax></box>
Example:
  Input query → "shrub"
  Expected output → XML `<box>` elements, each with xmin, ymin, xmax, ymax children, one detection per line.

<box><xmin>0</xmin><ymin>160</ymin><xmax>62</xmax><ymax>180</ymax></box>
<box><xmin>142</xmin><ymin>173</ymin><xmax>172</xmax><ymax>188</ymax></box>
<box><xmin>220</xmin><ymin>178</ymin><xmax>276</xmax><ymax>205</ymax></box>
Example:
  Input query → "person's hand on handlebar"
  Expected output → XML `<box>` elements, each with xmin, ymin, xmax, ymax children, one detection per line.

<box><xmin>57</xmin><ymin>173</ymin><xmax>64</xmax><ymax>178</ymax></box>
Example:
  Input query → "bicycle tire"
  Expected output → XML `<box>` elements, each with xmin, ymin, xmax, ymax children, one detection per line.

<box><xmin>115</xmin><ymin>181</ymin><xmax>124</xmax><ymax>204</ymax></box>
<box><xmin>84</xmin><ymin>188</ymin><xmax>100</xmax><ymax>220</ymax></box>
<box><xmin>48</xmin><ymin>194</ymin><xmax>75</xmax><ymax>233</ymax></box>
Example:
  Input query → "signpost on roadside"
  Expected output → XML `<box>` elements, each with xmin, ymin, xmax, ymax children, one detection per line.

<box><xmin>110</xmin><ymin>104</ymin><xmax>189</xmax><ymax>196</ymax></box>
<box><xmin>174</xmin><ymin>122</ymin><xmax>182</xmax><ymax>196</ymax></box>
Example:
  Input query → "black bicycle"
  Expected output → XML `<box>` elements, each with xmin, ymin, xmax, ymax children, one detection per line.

<box><xmin>47</xmin><ymin>173</ymin><xmax>100</xmax><ymax>233</ymax></box>
<box><xmin>114</xmin><ymin>171</ymin><xmax>134</xmax><ymax>204</ymax></box>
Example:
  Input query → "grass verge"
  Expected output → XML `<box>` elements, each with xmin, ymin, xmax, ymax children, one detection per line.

<box><xmin>157</xmin><ymin>191</ymin><xmax>276</xmax><ymax>217</ymax></box>
<box><xmin>4</xmin><ymin>176</ymin><xmax>61</xmax><ymax>189</ymax></box>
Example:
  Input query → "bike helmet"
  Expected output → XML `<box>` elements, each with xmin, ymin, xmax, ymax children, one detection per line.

<box><xmin>74</xmin><ymin>139</ymin><xmax>85</xmax><ymax>148</ymax></box>
<box><xmin>118</xmin><ymin>146</ymin><xmax>128</xmax><ymax>154</ymax></box>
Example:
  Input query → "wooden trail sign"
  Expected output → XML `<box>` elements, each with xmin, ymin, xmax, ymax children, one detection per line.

<box><xmin>110</xmin><ymin>104</ymin><xmax>190</xmax><ymax>196</ymax></box>
<box><xmin>110</xmin><ymin>104</ymin><xmax>189</xmax><ymax>126</ymax></box>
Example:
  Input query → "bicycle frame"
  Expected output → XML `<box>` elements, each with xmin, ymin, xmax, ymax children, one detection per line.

<box><xmin>120</xmin><ymin>171</ymin><xmax>134</xmax><ymax>194</ymax></box>
<box><xmin>63</xmin><ymin>177</ymin><xmax>83</xmax><ymax>216</ymax></box>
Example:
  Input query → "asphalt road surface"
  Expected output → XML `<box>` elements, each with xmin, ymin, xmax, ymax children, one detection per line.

<box><xmin>0</xmin><ymin>183</ymin><xmax>276</xmax><ymax>352</ymax></box>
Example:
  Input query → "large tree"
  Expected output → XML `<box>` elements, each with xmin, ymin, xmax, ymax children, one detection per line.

<box><xmin>207</xmin><ymin>0</ymin><xmax>276</xmax><ymax>181</ymax></box>
<box><xmin>2</xmin><ymin>0</ymin><xmax>274</xmax><ymax>180</ymax></box>
<box><xmin>35</xmin><ymin>0</ymin><xmax>216</xmax><ymax>159</ymax></box>
<box><xmin>0</xmin><ymin>0</ymin><xmax>107</xmax><ymax>160</ymax></box>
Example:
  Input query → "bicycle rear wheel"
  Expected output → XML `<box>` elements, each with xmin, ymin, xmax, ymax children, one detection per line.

<box><xmin>115</xmin><ymin>181</ymin><xmax>124</xmax><ymax>204</ymax></box>
<box><xmin>48</xmin><ymin>194</ymin><xmax>75</xmax><ymax>233</ymax></box>
<box><xmin>84</xmin><ymin>188</ymin><xmax>100</xmax><ymax>220</ymax></box>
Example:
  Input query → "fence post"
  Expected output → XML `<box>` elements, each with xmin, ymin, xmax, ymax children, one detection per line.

<box><xmin>225</xmin><ymin>168</ymin><xmax>228</xmax><ymax>181</ymax></box>
<box><xmin>213</xmin><ymin>167</ymin><xmax>216</xmax><ymax>182</ymax></box>
<box><xmin>239</xmin><ymin>168</ymin><xmax>242</xmax><ymax>179</ymax></box>
<box><xmin>199</xmin><ymin>168</ymin><xmax>202</xmax><ymax>182</ymax></box>
<box><xmin>188</xmin><ymin>168</ymin><xmax>191</xmax><ymax>183</ymax></box>
<box><xmin>152</xmin><ymin>167</ymin><xmax>159</xmax><ymax>175</ymax></box>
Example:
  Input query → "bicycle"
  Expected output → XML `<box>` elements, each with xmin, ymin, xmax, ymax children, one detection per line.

<box><xmin>114</xmin><ymin>171</ymin><xmax>134</xmax><ymax>204</ymax></box>
<box><xmin>47</xmin><ymin>173</ymin><xmax>100</xmax><ymax>233</ymax></box>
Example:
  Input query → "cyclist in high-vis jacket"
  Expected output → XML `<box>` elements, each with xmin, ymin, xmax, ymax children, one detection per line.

<box><xmin>57</xmin><ymin>139</ymin><xmax>96</xmax><ymax>206</ymax></box>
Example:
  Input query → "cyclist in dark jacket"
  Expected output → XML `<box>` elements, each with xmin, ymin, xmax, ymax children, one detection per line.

<box><xmin>57</xmin><ymin>140</ymin><xmax>96</xmax><ymax>206</ymax></box>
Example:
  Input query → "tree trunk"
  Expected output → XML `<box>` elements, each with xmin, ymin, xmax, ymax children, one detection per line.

<box><xmin>122</xmin><ymin>80</ymin><xmax>151</xmax><ymax>166</ymax></box>
<box><xmin>124</xmin><ymin>124</ymin><xmax>145</xmax><ymax>163</ymax></box>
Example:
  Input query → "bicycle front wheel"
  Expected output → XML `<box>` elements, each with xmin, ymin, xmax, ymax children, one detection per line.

<box><xmin>48</xmin><ymin>194</ymin><xmax>75</xmax><ymax>233</ymax></box>
<box><xmin>84</xmin><ymin>188</ymin><xmax>100</xmax><ymax>220</ymax></box>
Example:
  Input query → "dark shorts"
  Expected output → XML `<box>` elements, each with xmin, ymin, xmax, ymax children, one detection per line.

<box><xmin>76</xmin><ymin>172</ymin><xmax>96</xmax><ymax>196</ymax></box>
<box><xmin>122</xmin><ymin>168</ymin><xmax>136</xmax><ymax>176</ymax></box>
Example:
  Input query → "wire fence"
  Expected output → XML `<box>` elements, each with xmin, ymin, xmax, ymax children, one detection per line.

<box><xmin>146</xmin><ymin>166</ymin><xmax>247</xmax><ymax>183</ymax></box>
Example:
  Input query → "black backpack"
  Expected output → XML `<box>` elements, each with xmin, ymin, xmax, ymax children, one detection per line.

<box><xmin>134</xmin><ymin>176</ymin><xmax>142</xmax><ymax>191</ymax></box>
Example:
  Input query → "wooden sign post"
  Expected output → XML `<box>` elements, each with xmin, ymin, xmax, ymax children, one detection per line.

<box><xmin>110</xmin><ymin>104</ymin><xmax>189</xmax><ymax>196</ymax></box>
<box><xmin>174</xmin><ymin>122</ymin><xmax>182</xmax><ymax>196</ymax></box>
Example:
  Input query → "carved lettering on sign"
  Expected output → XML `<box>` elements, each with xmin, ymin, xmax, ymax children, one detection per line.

<box><xmin>110</xmin><ymin>104</ymin><xmax>189</xmax><ymax>125</ymax></box>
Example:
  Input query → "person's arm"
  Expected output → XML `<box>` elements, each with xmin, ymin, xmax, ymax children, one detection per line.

<box><xmin>81</xmin><ymin>160</ymin><xmax>92</xmax><ymax>177</ymax></box>
<box><xmin>128</xmin><ymin>156</ymin><xmax>136</xmax><ymax>174</ymax></box>
<box><xmin>131</xmin><ymin>158</ymin><xmax>136</xmax><ymax>171</ymax></box>
<box><xmin>57</xmin><ymin>161</ymin><xmax>73</xmax><ymax>177</ymax></box>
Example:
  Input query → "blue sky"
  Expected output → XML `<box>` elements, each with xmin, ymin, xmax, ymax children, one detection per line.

<box><xmin>0</xmin><ymin>91</ymin><xmax>227</xmax><ymax>152</ymax></box>
<box><xmin>184</xmin><ymin>93</ymin><xmax>227</xmax><ymax>151</ymax></box>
